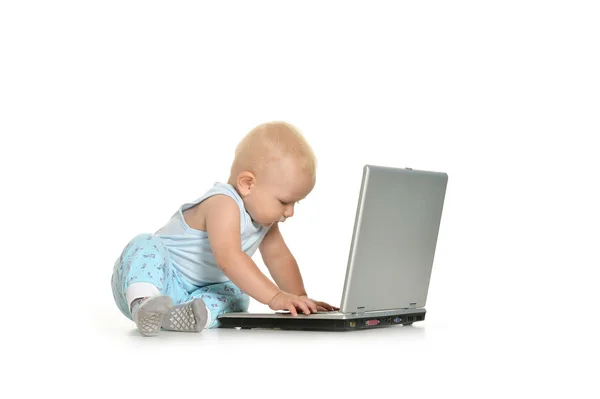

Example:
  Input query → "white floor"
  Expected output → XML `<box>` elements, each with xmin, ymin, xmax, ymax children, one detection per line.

<box><xmin>9</xmin><ymin>294</ymin><xmax>591</xmax><ymax>398</ymax></box>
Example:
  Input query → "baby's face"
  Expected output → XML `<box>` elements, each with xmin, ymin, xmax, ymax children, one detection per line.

<box><xmin>244</xmin><ymin>157</ymin><xmax>314</xmax><ymax>227</ymax></box>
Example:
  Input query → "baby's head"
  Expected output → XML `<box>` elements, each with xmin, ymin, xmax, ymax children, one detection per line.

<box><xmin>228</xmin><ymin>121</ymin><xmax>317</xmax><ymax>227</ymax></box>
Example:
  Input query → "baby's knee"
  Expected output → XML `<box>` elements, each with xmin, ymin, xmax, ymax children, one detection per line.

<box><xmin>123</xmin><ymin>234</ymin><xmax>165</xmax><ymax>257</ymax></box>
<box><xmin>128</xmin><ymin>233</ymin><xmax>158</xmax><ymax>247</ymax></box>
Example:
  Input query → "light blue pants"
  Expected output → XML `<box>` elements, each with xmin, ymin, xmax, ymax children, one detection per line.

<box><xmin>111</xmin><ymin>233</ymin><xmax>249</xmax><ymax>328</ymax></box>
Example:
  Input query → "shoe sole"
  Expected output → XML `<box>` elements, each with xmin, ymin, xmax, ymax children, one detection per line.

<box><xmin>134</xmin><ymin>296</ymin><xmax>173</xmax><ymax>337</ymax></box>
<box><xmin>162</xmin><ymin>298</ymin><xmax>209</xmax><ymax>332</ymax></box>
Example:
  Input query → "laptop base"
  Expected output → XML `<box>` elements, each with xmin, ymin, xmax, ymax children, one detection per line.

<box><xmin>217</xmin><ymin>310</ymin><xmax>426</xmax><ymax>331</ymax></box>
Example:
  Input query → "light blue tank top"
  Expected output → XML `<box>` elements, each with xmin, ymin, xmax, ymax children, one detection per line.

<box><xmin>155</xmin><ymin>182</ymin><xmax>271</xmax><ymax>287</ymax></box>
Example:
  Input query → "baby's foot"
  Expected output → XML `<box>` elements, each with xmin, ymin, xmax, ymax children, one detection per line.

<box><xmin>131</xmin><ymin>295</ymin><xmax>173</xmax><ymax>337</ymax></box>
<box><xmin>161</xmin><ymin>298</ymin><xmax>210</xmax><ymax>332</ymax></box>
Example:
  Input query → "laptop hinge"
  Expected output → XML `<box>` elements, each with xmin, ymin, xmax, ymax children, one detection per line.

<box><xmin>409</xmin><ymin>302</ymin><xmax>417</xmax><ymax>309</ymax></box>
<box><xmin>354</xmin><ymin>306</ymin><xmax>366</xmax><ymax>315</ymax></box>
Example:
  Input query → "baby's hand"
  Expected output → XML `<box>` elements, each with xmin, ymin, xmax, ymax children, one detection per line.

<box><xmin>268</xmin><ymin>291</ymin><xmax>318</xmax><ymax>316</ymax></box>
<box><xmin>299</xmin><ymin>295</ymin><xmax>340</xmax><ymax>312</ymax></box>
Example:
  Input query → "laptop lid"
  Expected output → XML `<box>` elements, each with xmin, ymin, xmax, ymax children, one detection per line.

<box><xmin>340</xmin><ymin>165</ymin><xmax>448</xmax><ymax>313</ymax></box>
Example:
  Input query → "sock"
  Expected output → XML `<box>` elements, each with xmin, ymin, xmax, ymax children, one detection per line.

<box><xmin>130</xmin><ymin>296</ymin><xmax>211</xmax><ymax>336</ymax></box>
<box><xmin>126</xmin><ymin>282</ymin><xmax>160</xmax><ymax>311</ymax></box>
<box><xmin>129</xmin><ymin>297</ymin><xmax>145</xmax><ymax>318</ymax></box>
<box><xmin>130</xmin><ymin>295</ymin><xmax>173</xmax><ymax>337</ymax></box>
<box><xmin>161</xmin><ymin>298</ymin><xmax>211</xmax><ymax>332</ymax></box>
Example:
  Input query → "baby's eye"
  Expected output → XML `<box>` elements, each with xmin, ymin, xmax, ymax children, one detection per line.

<box><xmin>279</xmin><ymin>200</ymin><xmax>300</xmax><ymax>205</ymax></box>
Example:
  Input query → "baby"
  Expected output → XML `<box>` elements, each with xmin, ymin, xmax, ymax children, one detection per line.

<box><xmin>111</xmin><ymin>121</ymin><xmax>338</xmax><ymax>336</ymax></box>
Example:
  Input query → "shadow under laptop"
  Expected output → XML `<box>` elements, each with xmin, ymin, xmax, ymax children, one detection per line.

<box><xmin>212</xmin><ymin>323</ymin><xmax>427</xmax><ymax>341</ymax></box>
<box><xmin>121</xmin><ymin>323</ymin><xmax>426</xmax><ymax>346</ymax></box>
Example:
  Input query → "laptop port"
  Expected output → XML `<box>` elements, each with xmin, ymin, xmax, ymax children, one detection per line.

<box><xmin>365</xmin><ymin>319</ymin><xmax>380</xmax><ymax>326</ymax></box>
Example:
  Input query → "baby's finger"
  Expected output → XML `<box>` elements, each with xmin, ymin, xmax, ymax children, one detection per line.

<box><xmin>316</xmin><ymin>305</ymin><xmax>327</xmax><ymax>312</ymax></box>
<box><xmin>314</xmin><ymin>301</ymin><xmax>330</xmax><ymax>310</ymax></box>
<box><xmin>295</xmin><ymin>300</ymin><xmax>311</xmax><ymax>315</ymax></box>
<box><xmin>307</xmin><ymin>300</ymin><xmax>318</xmax><ymax>314</ymax></box>
<box><xmin>288</xmin><ymin>304</ymin><xmax>298</xmax><ymax>317</ymax></box>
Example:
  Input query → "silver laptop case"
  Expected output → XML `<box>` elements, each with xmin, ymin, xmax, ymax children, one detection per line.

<box><xmin>340</xmin><ymin>165</ymin><xmax>448</xmax><ymax>314</ymax></box>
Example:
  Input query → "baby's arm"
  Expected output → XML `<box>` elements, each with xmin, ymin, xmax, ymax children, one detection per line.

<box><xmin>260</xmin><ymin>222</ymin><xmax>340</xmax><ymax>312</ymax></box>
<box><xmin>259</xmin><ymin>222</ymin><xmax>307</xmax><ymax>296</ymax></box>
<box><xmin>204</xmin><ymin>195</ymin><xmax>317</xmax><ymax>315</ymax></box>
<box><xmin>204</xmin><ymin>195</ymin><xmax>279</xmax><ymax>304</ymax></box>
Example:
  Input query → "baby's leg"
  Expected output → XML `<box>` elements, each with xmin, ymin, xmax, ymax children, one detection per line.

<box><xmin>187</xmin><ymin>282</ymin><xmax>250</xmax><ymax>328</ymax></box>
<box><xmin>111</xmin><ymin>234</ymin><xmax>173</xmax><ymax>318</ymax></box>
<box><xmin>111</xmin><ymin>234</ymin><xmax>208</xmax><ymax>336</ymax></box>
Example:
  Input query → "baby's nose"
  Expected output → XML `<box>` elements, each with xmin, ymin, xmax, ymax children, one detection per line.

<box><xmin>284</xmin><ymin>206</ymin><xmax>294</xmax><ymax>218</ymax></box>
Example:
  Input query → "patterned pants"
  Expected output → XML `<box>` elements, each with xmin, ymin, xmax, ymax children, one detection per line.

<box><xmin>111</xmin><ymin>234</ymin><xmax>249</xmax><ymax>328</ymax></box>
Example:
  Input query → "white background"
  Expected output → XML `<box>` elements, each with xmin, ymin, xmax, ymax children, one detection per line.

<box><xmin>1</xmin><ymin>1</ymin><xmax>598</xmax><ymax>397</ymax></box>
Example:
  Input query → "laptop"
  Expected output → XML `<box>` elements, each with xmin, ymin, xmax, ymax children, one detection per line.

<box><xmin>218</xmin><ymin>164</ymin><xmax>448</xmax><ymax>331</ymax></box>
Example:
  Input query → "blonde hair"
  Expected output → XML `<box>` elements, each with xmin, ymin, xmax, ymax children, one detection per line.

<box><xmin>231</xmin><ymin>121</ymin><xmax>317</xmax><ymax>179</ymax></box>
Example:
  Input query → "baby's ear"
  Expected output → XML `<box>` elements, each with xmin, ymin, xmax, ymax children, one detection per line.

<box><xmin>237</xmin><ymin>171</ymin><xmax>256</xmax><ymax>196</ymax></box>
